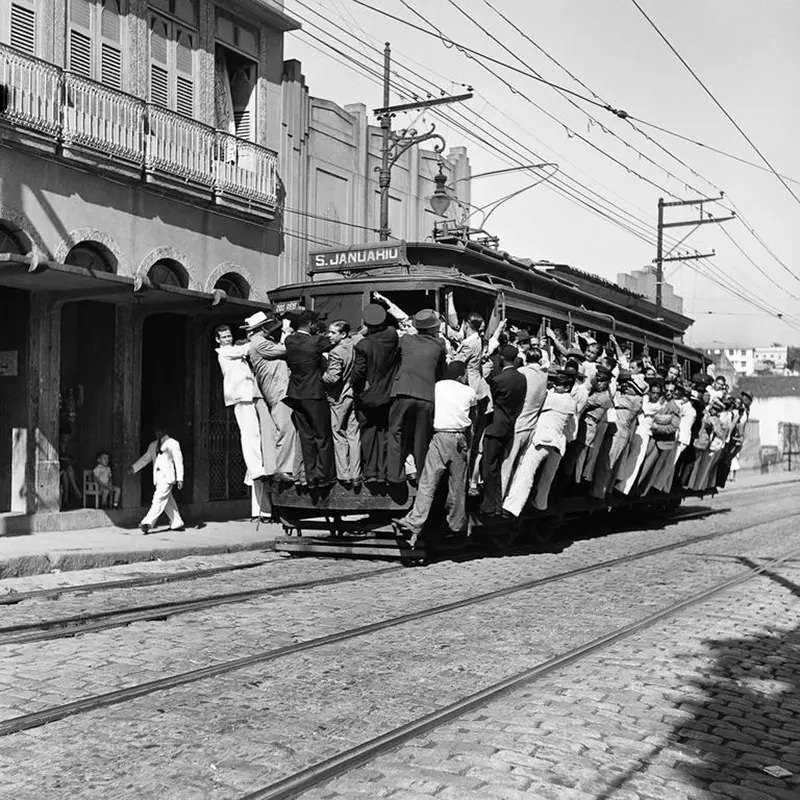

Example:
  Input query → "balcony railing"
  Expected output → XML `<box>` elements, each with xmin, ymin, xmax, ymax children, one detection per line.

<box><xmin>0</xmin><ymin>44</ymin><xmax>278</xmax><ymax>210</ymax></box>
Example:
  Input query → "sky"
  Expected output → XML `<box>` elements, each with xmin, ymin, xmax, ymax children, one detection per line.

<box><xmin>282</xmin><ymin>0</ymin><xmax>800</xmax><ymax>348</ymax></box>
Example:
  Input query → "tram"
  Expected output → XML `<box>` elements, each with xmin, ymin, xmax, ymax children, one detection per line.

<box><xmin>266</xmin><ymin>238</ymin><xmax>707</xmax><ymax>560</ymax></box>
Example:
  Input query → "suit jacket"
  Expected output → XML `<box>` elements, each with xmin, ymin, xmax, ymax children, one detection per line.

<box><xmin>248</xmin><ymin>334</ymin><xmax>289</xmax><ymax>408</ymax></box>
<box><xmin>352</xmin><ymin>325</ymin><xmax>399</xmax><ymax>408</ymax></box>
<box><xmin>284</xmin><ymin>331</ymin><xmax>334</xmax><ymax>401</ymax></box>
<box><xmin>322</xmin><ymin>338</ymin><xmax>355</xmax><ymax>402</ymax></box>
<box><xmin>484</xmin><ymin>366</ymin><xmax>526</xmax><ymax>439</ymax></box>
<box><xmin>452</xmin><ymin>332</ymin><xmax>490</xmax><ymax>400</ymax></box>
<box><xmin>391</xmin><ymin>333</ymin><xmax>445</xmax><ymax>403</ymax></box>
<box><xmin>514</xmin><ymin>363</ymin><xmax>548</xmax><ymax>433</ymax></box>
<box><xmin>132</xmin><ymin>436</ymin><xmax>184</xmax><ymax>485</ymax></box>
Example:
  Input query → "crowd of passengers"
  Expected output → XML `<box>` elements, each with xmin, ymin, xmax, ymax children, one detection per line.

<box><xmin>215</xmin><ymin>292</ymin><xmax>752</xmax><ymax>546</ymax></box>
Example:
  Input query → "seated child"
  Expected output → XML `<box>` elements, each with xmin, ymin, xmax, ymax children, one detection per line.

<box><xmin>93</xmin><ymin>451</ymin><xmax>121</xmax><ymax>508</ymax></box>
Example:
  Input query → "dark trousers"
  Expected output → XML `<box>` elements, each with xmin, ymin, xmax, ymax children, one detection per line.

<box><xmin>387</xmin><ymin>397</ymin><xmax>434</xmax><ymax>483</ymax></box>
<box><xmin>291</xmin><ymin>398</ymin><xmax>335</xmax><ymax>483</ymax></box>
<box><xmin>357</xmin><ymin>403</ymin><xmax>391</xmax><ymax>482</ymax></box>
<box><xmin>480</xmin><ymin>434</ymin><xmax>510</xmax><ymax>516</ymax></box>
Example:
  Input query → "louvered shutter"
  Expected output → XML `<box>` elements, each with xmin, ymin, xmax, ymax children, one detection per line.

<box><xmin>149</xmin><ymin>16</ymin><xmax>169</xmax><ymax>107</ymax></box>
<box><xmin>100</xmin><ymin>0</ymin><xmax>123</xmax><ymax>90</ymax></box>
<box><xmin>9</xmin><ymin>2</ymin><xmax>35</xmax><ymax>55</ymax></box>
<box><xmin>175</xmin><ymin>29</ymin><xmax>194</xmax><ymax>117</ymax></box>
<box><xmin>231</xmin><ymin>65</ymin><xmax>254</xmax><ymax>140</ymax></box>
<box><xmin>68</xmin><ymin>0</ymin><xmax>93</xmax><ymax>78</ymax></box>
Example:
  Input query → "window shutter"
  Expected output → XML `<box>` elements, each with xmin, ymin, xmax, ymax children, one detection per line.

<box><xmin>9</xmin><ymin>2</ymin><xmax>36</xmax><ymax>55</ymax></box>
<box><xmin>68</xmin><ymin>0</ymin><xmax>93</xmax><ymax>78</ymax></box>
<box><xmin>100</xmin><ymin>0</ymin><xmax>123</xmax><ymax>89</ymax></box>
<box><xmin>175</xmin><ymin>29</ymin><xmax>194</xmax><ymax>117</ymax></box>
<box><xmin>149</xmin><ymin>16</ymin><xmax>169</xmax><ymax>107</ymax></box>
<box><xmin>231</xmin><ymin>66</ymin><xmax>254</xmax><ymax>141</ymax></box>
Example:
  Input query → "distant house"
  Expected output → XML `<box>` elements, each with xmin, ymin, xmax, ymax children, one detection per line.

<box><xmin>736</xmin><ymin>376</ymin><xmax>800</xmax><ymax>470</ymax></box>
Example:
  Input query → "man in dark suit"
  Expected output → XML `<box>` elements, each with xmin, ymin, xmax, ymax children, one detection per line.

<box><xmin>352</xmin><ymin>303</ymin><xmax>399</xmax><ymax>484</ymax></box>
<box><xmin>480</xmin><ymin>344</ymin><xmax>527</xmax><ymax>516</ymax></box>
<box><xmin>387</xmin><ymin>309</ymin><xmax>447</xmax><ymax>484</ymax></box>
<box><xmin>284</xmin><ymin>310</ymin><xmax>336</xmax><ymax>487</ymax></box>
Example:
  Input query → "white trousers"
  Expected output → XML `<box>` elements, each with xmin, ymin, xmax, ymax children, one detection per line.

<box><xmin>501</xmin><ymin>428</ymin><xmax>534</xmax><ymax>495</ymax></box>
<box><xmin>503</xmin><ymin>444</ymin><xmax>561</xmax><ymax>517</ymax></box>
<box><xmin>141</xmin><ymin>481</ymin><xmax>184</xmax><ymax>528</ymax></box>
<box><xmin>234</xmin><ymin>401</ymin><xmax>266</xmax><ymax>480</ymax></box>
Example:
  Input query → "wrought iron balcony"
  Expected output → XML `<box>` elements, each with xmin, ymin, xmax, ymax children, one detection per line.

<box><xmin>0</xmin><ymin>44</ymin><xmax>278</xmax><ymax>212</ymax></box>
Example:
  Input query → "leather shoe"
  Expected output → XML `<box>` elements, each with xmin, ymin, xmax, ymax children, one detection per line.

<box><xmin>139</xmin><ymin>523</ymin><xmax>151</xmax><ymax>534</ymax></box>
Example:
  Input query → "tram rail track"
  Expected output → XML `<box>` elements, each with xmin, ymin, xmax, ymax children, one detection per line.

<box><xmin>238</xmin><ymin>542</ymin><xmax>800</xmax><ymax>800</ymax></box>
<box><xmin>1</xmin><ymin>509</ymin><xmax>798</xmax><ymax>737</ymax></box>
<box><xmin>0</xmin><ymin>506</ymin><xmax>764</xmax><ymax>645</ymax></box>
<box><xmin>0</xmin><ymin>557</ymin><xmax>279</xmax><ymax>606</ymax></box>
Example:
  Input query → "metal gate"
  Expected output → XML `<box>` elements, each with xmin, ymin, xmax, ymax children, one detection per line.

<box><xmin>207</xmin><ymin>409</ymin><xmax>248</xmax><ymax>500</ymax></box>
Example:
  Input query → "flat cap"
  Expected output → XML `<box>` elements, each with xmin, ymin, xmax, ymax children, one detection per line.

<box><xmin>362</xmin><ymin>303</ymin><xmax>387</xmax><ymax>327</ymax></box>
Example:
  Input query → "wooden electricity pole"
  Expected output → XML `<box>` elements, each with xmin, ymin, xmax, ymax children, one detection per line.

<box><xmin>654</xmin><ymin>195</ymin><xmax>736</xmax><ymax>311</ymax></box>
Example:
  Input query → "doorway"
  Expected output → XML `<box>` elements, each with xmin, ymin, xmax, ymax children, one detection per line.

<box><xmin>140</xmin><ymin>314</ymin><xmax>188</xmax><ymax>504</ymax></box>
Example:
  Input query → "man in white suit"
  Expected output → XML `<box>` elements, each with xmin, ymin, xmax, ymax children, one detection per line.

<box><xmin>129</xmin><ymin>424</ymin><xmax>185</xmax><ymax>533</ymax></box>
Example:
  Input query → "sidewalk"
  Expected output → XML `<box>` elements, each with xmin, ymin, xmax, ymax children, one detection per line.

<box><xmin>0</xmin><ymin>518</ymin><xmax>283</xmax><ymax>579</ymax></box>
<box><xmin>0</xmin><ymin>469</ymin><xmax>796</xmax><ymax>580</ymax></box>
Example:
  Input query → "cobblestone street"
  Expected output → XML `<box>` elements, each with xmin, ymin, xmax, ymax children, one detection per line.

<box><xmin>2</xmin><ymin>483</ymin><xmax>799</xmax><ymax>800</ymax></box>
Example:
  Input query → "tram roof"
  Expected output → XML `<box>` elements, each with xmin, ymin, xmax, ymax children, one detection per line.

<box><xmin>278</xmin><ymin>239</ymin><xmax>694</xmax><ymax>340</ymax></box>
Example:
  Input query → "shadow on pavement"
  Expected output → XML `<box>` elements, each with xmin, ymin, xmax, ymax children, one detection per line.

<box><xmin>595</xmin><ymin>563</ymin><xmax>800</xmax><ymax>799</ymax></box>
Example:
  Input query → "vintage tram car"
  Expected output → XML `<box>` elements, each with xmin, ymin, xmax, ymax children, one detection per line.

<box><xmin>266</xmin><ymin>239</ymin><xmax>707</xmax><ymax>560</ymax></box>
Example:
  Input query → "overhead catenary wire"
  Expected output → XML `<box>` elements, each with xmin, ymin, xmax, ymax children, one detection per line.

<box><xmin>291</xmin><ymin>4</ymin><xmax>799</xmax><ymax>326</ymax></box>
<box><xmin>628</xmin><ymin>0</ymin><xmax>800</xmax><ymax>208</ymax></box>
<box><xmin>292</xmin><ymin>18</ymin><xmax>668</xmax><ymax>248</ymax></box>
<box><xmin>346</xmin><ymin>0</ymin><xmax>800</xmax><ymax>285</ymax></box>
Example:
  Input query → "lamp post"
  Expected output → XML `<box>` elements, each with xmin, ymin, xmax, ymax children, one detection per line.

<box><xmin>429</xmin><ymin>163</ymin><xmax>558</xmax><ymax>241</ymax></box>
<box><xmin>374</xmin><ymin>43</ymin><xmax>472</xmax><ymax>240</ymax></box>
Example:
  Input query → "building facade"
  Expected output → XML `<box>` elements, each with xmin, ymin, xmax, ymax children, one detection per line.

<box><xmin>0</xmin><ymin>0</ymin><xmax>470</xmax><ymax>525</ymax></box>
<box><xmin>703</xmin><ymin>345</ymin><xmax>794</xmax><ymax>377</ymax></box>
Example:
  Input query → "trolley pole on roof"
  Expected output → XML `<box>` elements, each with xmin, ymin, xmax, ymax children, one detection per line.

<box><xmin>654</xmin><ymin>194</ymin><xmax>735</xmax><ymax>312</ymax></box>
<box><xmin>374</xmin><ymin>43</ymin><xmax>472</xmax><ymax>241</ymax></box>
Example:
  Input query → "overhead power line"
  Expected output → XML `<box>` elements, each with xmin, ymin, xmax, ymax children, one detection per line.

<box><xmin>292</xmin><ymin>4</ymin><xmax>799</xmax><ymax>324</ymax></box>
<box><xmin>628</xmin><ymin>0</ymin><xmax>800</xmax><ymax>208</ymax></box>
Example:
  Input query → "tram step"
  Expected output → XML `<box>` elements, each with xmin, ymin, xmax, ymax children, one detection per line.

<box><xmin>274</xmin><ymin>534</ymin><xmax>424</xmax><ymax>560</ymax></box>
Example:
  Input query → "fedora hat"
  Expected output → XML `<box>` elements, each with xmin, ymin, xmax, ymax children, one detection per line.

<box><xmin>241</xmin><ymin>311</ymin><xmax>275</xmax><ymax>331</ymax></box>
<box><xmin>412</xmin><ymin>308</ymin><xmax>440</xmax><ymax>330</ymax></box>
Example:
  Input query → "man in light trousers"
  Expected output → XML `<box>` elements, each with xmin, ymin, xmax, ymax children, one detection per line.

<box><xmin>393</xmin><ymin>361</ymin><xmax>477</xmax><ymax>548</ymax></box>
<box><xmin>129</xmin><ymin>423</ymin><xmax>185</xmax><ymax>533</ymax></box>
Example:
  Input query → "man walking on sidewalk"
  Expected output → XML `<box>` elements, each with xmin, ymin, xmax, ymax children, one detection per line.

<box><xmin>129</xmin><ymin>423</ymin><xmax>185</xmax><ymax>533</ymax></box>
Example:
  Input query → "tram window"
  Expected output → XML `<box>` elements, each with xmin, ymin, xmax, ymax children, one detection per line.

<box><xmin>313</xmin><ymin>293</ymin><xmax>364</xmax><ymax>329</ymax></box>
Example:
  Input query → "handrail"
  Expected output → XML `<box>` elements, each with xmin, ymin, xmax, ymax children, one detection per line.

<box><xmin>0</xmin><ymin>43</ymin><xmax>278</xmax><ymax>207</ymax></box>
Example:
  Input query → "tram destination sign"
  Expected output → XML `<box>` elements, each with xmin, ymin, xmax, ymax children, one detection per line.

<box><xmin>309</xmin><ymin>241</ymin><xmax>407</xmax><ymax>274</ymax></box>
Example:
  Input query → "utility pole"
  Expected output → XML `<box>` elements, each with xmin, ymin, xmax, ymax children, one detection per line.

<box><xmin>654</xmin><ymin>194</ymin><xmax>736</xmax><ymax>311</ymax></box>
<box><xmin>375</xmin><ymin>43</ymin><xmax>472</xmax><ymax>241</ymax></box>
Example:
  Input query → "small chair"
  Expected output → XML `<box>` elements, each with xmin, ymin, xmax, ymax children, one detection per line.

<box><xmin>82</xmin><ymin>470</ymin><xmax>102</xmax><ymax>508</ymax></box>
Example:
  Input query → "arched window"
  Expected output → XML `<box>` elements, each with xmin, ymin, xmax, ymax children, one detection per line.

<box><xmin>0</xmin><ymin>224</ymin><xmax>25</xmax><ymax>255</ymax></box>
<box><xmin>214</xmin><ymin>271</ymin><xmax>249</xmax><ymax>299</ymax></box>
<box><xmin>148</xmin><ymin>258</ymin><xmax>188</xmax><ymax>288</ymax></box>
<box><xmin>64</xmin><ymin>242</ymin><xmax>116</xmax><ymax>273</ymax></box>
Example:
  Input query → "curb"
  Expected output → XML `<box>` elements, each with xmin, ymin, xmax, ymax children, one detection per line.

<box><xmin>0</xmin><ymin>538</ymin><xmax>279</xmax><ymax>580</ymax></box>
